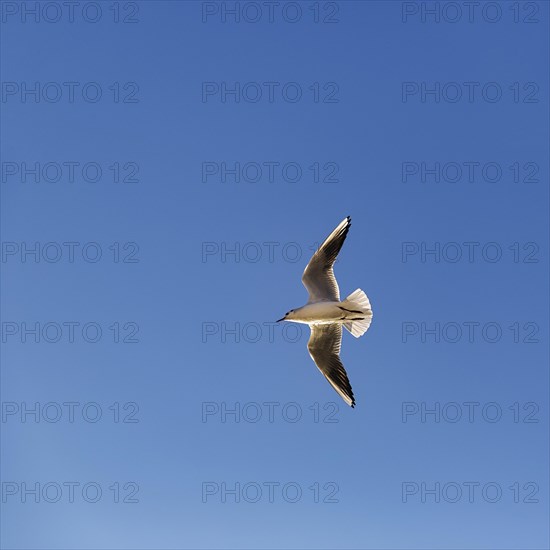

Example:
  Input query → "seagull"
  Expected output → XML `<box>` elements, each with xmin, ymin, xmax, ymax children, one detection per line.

<box><xmin>277</xmin><ymin>216</ymin><xmax>373</xmax><ymax>408</ymax></box>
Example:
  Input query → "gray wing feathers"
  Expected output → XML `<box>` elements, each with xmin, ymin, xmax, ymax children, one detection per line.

<box><xmin>302</xmin><ymin>216</ymin><xmax>351</xmax><ymax>303</ymax></box>
<box><xmin>307</xmin><ymin>324</ymin><xmax>355</xmax><ymax>407</ymax></box>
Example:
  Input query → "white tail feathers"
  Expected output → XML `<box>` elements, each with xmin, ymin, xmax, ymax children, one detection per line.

<box><xmin>345</xmin><ymin>288</ymin><xmax>371</xmax><ymax>309</ymax></box>
<box><xmin>344</xmin><ymin>317</ymin><xmax>372</xmax><ymax>338</ymax></box>
<box><xmin>342</xmin><ymin>288</ymin><xmax>373</xmax><ymax>338</ymax></box>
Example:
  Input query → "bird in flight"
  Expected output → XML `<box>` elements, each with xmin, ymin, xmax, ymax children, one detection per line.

<box><xmin>277</xmin><ymin>216</ymin><xmax>373</xmax><ymax>408</ymax></box>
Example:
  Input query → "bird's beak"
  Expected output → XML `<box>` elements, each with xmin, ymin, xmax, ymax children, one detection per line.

<box><xmin>276</xmin><ymin>317</ymin><xmax>285</xmax><ymax>323</ymax></box>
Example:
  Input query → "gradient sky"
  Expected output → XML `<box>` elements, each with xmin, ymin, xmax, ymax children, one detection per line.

<box><xmin>1</xmin><ymin>1</ymin><xmax>549</xmax><ymax>549</ymax></box>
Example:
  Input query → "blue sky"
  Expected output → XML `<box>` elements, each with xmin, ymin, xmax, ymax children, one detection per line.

<box><xmin>1</xmin><ymin>1</ymin><xmax>549</xmax><ymax>548</ymax></box>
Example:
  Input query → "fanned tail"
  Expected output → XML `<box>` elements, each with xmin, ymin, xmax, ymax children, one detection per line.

<box><xmin>342</xmin><ymin>288</ymin><xmax>373</xmax><ymax>338</ymax></box>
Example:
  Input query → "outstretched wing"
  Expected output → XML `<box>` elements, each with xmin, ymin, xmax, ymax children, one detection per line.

<box><xmin>307</xmin><ymin>324</ymin><xmax>355</xmax><ymax>407</ymax></box>
<box><xmin>302</xmin><ymin>216</ymin><xmax>351</xmax><ymax>303</ymax></box>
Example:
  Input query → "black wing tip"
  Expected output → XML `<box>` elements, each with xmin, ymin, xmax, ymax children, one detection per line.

<box><xmin>343</xmin><ymin>385</ymin><xmax>355</xmax><ymax>408</ymax></box>
<box><xmin>339</xmin><ymin>216</ymin><xmax>351</xmax><ymax>239</ymax></box>
<box><xmin>345</xmin><ymin>216</ymin><xmax>351</xmax><ymax>233</ymax></box>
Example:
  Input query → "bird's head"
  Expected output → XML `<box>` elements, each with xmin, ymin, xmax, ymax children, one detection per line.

<box><xmin>277</xmin><ymin>309</ymin><xmax>296</xmax><ymax>322</ymax></box>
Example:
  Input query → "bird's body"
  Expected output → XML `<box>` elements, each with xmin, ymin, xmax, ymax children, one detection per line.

<box><xmin>278</xmin><ymin>216</ymin><xmax>373</xmax><ymax>408</ymax></box>
<box><xmin>284</xmin><ymin>301</ymin><xmax>347</xmax><ymax>324</ymax></box>
<box><xmin>284</xmin><ymin>301</ymin><xmax>367</xmax><ymax>325</ymax></box>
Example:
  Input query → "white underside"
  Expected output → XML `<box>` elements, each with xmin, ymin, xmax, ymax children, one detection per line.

<box><xmin>287</xmin><ymin>301</ymin><xmax>346</xmax><ymax>324</ymax></box>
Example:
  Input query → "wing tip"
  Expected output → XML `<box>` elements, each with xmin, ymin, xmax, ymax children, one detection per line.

<box><xmin>340</xmin><ymin>385</ymin><xmax>355</xmax><ymax>408</ymax></box>
<box><xmin>337</xmin><ymin>215</ymin><xmax>351</xmax><ymax>241</ymax></box>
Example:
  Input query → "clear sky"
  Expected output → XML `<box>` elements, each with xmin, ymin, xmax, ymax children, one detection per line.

<box><xmin>1</xmin><ymin>1</ymin><xmax>549</xmax><ymax>549</ymax></box>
